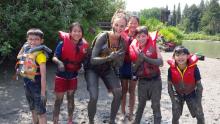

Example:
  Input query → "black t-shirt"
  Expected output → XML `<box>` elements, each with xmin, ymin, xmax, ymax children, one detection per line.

<box><xmin>168</xmin><ymin>65</ymin><xmax>201</xmax><ymax>82</ymax></box>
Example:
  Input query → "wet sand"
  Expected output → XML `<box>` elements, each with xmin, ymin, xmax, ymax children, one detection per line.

<box><xmin>0</xmin><ymin>52</ymin><xmax>220</xmax><ymax>124</ymax></box>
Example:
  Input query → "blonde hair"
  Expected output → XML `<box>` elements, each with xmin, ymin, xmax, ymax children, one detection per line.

<box><xmin>111</xmin><ymin>9</ymin><xmax>127</xmax><ymax>25</ymax></box>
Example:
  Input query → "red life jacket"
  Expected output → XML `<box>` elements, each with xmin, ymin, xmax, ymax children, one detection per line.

<box><xmin>121</xmin><ymin>28</ymin><xmax>136</xmax><ymax>62</ymax></box>
<box><xmin>129</xmin><ymin>31</ymin><xmax>160</xmax><ymax>78</ymax></box>
<box><xmin>167</xmin><ymin>55</ymin><xmax>199</xmax><ymax>95</ymax></box>
<box><xmin>59</xmin><ymin>31</ymin><xmax>89</xmax><ymax>72</ymax></box>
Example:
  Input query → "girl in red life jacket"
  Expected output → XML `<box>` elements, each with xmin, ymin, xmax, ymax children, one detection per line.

<box><xmin>167</xmin><ymin>46</ymin><xmax>204</xmax><ymax>124</ymax></box>
<box><xmin>52</xmin><ymin>22</ymin><xmax>89</xmax><ymax>124</ymax></box>
<box><xmin>119</xmin><ymin>15</ymin><xmax>139</xmax><ymax>121</ymax></box>
<box><xmin>130</xmin><ymin>26</ymin><xmax>163</xmax><ymax>124</ymax></box>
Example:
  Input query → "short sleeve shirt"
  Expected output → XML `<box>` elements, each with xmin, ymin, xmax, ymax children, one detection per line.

<box><xmin>36</xmin><ymin>52</ymin><xmax>47</xmax><ymax>64</ymax></box>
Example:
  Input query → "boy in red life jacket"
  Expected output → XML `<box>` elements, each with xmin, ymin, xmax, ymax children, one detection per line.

<box><xmin>130</xmin><ymin>26</ymin><xmax>163</xmax><ymax>124</ymax></box>
<box><xmin>167</xmin><ymin>46</ymin><xmax>204</xmax><ymax>124</ymax></box>
<box><xmin>17</xmin><ymin>28</ymin><xmax>48</xmax><ymax>124</ymax></box>
<box><xmin>52</xmin><ymin>22</ymin><xmax>89</xmax><ymax>124</ymax></box>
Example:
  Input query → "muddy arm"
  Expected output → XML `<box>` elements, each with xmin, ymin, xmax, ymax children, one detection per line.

<box><xmin>196</xmin><ymin>80</ymin><xmax>203</xmax><ymax>97</ymax></box>
<box><xmin>52</xmin><ymin>56</ymin><xmax>65</xmax><ymax>72</ymax></box>
<box><xmin>168</xmin><ymin>81</ymin><xmax>176</xmax><ymax>102</ymax></box>
<box><xmin>90</xmin><ymin>33</ymin><xmax>113</xmax><ymax>65</ymax></box>
<box><xmin>140</xmin><ymin>45</ymin><xmax>163</xmax><ymax>66</ymax></box>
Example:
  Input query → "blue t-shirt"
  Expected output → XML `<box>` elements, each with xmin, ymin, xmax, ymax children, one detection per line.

<box><xmin>54</xmin><ymin>41</ymin><xmax>78</xmax><ymax>79</ymax></box>
<box><xmin>54</xmin><ymin>41</ymin><xmax>63</xmax><ymax>58</ymax></box>
<box><xmin>168</xmin><ymin>65</ymin><xmax>201</xmax><ymax>82</ymax></box>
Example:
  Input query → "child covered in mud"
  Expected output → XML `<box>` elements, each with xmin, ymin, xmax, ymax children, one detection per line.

<box><xmin>167</xmin><ymin>46</ymin><xmax>205</xmax><ymax>124</ymax></box>
<box><xmin>129</xmin><ymin>26</ymin><xmax>163</xmax><ymax>124</ymax></box>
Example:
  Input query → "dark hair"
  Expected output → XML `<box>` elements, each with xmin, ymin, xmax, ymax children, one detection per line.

<box><xmin>27</xmin><ymin>28</ymin><xmax>44</xmax><ymax>39</ymax></box>
<box><xmin>69</xmin><ymin>22</ymin><xmax>84</xmax><ymax>37</ymax></box>
<box><xmin>128</xmin><ymin>15</ymin><xmax>139</xmax><ymax>24</ymax></box>
<box><xmin>69</xmin><ymin>22</ymin><xmax>84</xmax><ymax>53</ymax></box>
<box><xmin>173</xmin><ymin>45</ymin><xmax>190</xmax><ymax>56</ymax></box>
<box><xmin>111</xmin><ymin>9</ymin><xmax>127</xmax><ymax>25</ymax></box>
<box><xmin>136</xmin><ymin>26</ymin><xmax>148</xmax><ymax>35</ymax></box>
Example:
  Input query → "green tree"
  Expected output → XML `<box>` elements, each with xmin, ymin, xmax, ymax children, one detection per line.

<box><xmin>171</xmin><ymin>5</ymin><xmax>177</xmax><ymax>26</ymax></box>
<box><xmin>181</xmin><ymin>4</ymin><xmax>201</xmax><ymax>32</ymax></box>
<box><xmin>183</xmin><ymin>4</ymin><xmax>189</xmax><ymax>18</ymax></box>
<box><xmin>176</xmin><ymin>3</ymin><xmax>181</xmax><ymax>24</ymax></box>
<box><xmin>199</xmin><ymin>0</ymin><xmax>206</xmax><ymax>12</ymax></box>
<box><xmin>189</xmin><ymin>4</ymin><xmax>201</xmax><ymax>32</ymax></box>
<box><xmin>201</xmin><ymin>0</ymin><xmax>220</xmax><ymax>34</ymax></box>
<box><xmin>0</xmin><ymin>0</ymin><xmax>125</xmax><ymax>63</ymax></box>
<box><xmin>198</xmin><ymin>0</ymin><xmax>206</xmax><ymax>30</ymax></box>
<box><xmin>140</xmin><ymin>8</ymin><xmax>161</xmax><ymax>20</ymax></box>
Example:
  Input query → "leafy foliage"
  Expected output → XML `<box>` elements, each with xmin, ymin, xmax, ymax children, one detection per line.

<box><xmin>181</xmin><ymin>0</ymin><xmax>220</xmax><ymax>34</ymax></box>
<box><xmin>0</xmin><ymin>0</ymin><xmax>125</xmax><ymax>63</ymax></box>
<box><xmin>159</xmin><ymin>27</ymin><xmax>184</xmax><ymax>44</ymax></box>
<box><xmin>140</xmin><ymin>8</ymin><xmax>161</xmax><ymax>20</ymax></box>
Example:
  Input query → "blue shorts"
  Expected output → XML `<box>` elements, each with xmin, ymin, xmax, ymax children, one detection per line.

<box><xmin>23</xmin><ymin>78</ymin><xmax>46</xmax><ymax>115</ymax></box>
<box><xmin>119</xmin><ymin>61</ymin><xmax>132</xmax><ymax>79</ymax></box>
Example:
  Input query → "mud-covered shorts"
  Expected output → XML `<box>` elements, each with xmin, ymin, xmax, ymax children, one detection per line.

<box><xmin>172</xmin><ymin>90</ymin><xmax>204</xmax><ymax>118</ymax></box>
<box><xmin>23</xmin><ymin>78</ymin><xmax>46</xmax><ymax>115</ymax></box>
<box><xmin>85</xmin><ymin>68</ymin><xmax>121</xmax><ymax>91</ymax></box>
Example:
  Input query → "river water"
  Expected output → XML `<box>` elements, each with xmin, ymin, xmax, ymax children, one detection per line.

<box><xmin>182</xmin><ymin>40</ymin><xmax>220</xmax><ymax>59</ymax></box>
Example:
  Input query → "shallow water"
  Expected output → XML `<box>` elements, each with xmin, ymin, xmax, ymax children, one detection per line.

<box><xmin>182</xmin><ymin>40</ymin><xmax>220</xmax><ymax>59</ymax></box>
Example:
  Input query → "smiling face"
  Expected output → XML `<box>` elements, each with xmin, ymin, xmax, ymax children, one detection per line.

<box><xmin>174</xmin><ymin>52</ymin><xmax>189</xmax><ymax>67</ymax></box>
<box><xmin>136</xmin><ymin>32</ymin><xmax>148</xmax><ymax>48</ymax></box>
<box><xmin>70</xmin><ymin>25</ymin><xmax>83</xmax><ymax>43</ymax></box>
<box><xmin>128</xmin><ymin>17</ymin><xmax>139</xmax><ymax>33</ymax></box>
<box><xmin>27</xmin><ymin>35</ymin><xmax>43</xmax><ymax>48</ymax></box>
<box><xmin>112</xmin><ymin>17</ymin><xmax>127</xmax><ymax>36</ymax></box>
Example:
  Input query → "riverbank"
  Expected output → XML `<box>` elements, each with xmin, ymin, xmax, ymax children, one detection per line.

<box><xmin>0</xmin><ymin>52</ymin><xmax>220</xmax><ymax>124</ymax></box>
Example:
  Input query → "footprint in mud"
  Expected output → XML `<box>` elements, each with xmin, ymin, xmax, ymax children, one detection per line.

<box><xmin>81</xmin><ymin>121</ymin><xmax>86</xmax><ymax>124</ymax></box>
<box><xmin>103</xmin><ymin>119</ymin><xmax>109</xmax><ymax>123</ymax></box>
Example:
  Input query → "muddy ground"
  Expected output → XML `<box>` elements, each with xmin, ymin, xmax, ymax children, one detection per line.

<box><xmin>0</xmin><ymin>52</ymin><xmax>220</xmax><ymax>124</ymax></box>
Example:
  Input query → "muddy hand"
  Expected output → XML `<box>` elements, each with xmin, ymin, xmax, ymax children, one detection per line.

<box><xmin>41</xmin><ymin>95</ymin><xmax>47</xmax><ymax>107</ymax></box>
<box><xmin>107</xmin><ymin>52</ymin><xmax>120</xmax><ymax>61</ymax></box>
<box><xmin>58</xmin><ymin>61</ymin><xmax>65</xmax><ymax>72</ymax></box>
<box><xmin>138</xmin><ymin>52</ymin><xmax>145</xmax><ymax>62</ymax></box>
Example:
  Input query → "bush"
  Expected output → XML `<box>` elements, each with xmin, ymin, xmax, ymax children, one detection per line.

<box><xmin>159</xmin><ymin>26</ymin><xmax>184</xmax><ymax>45</ymax></box>
<box><xmin>141</xmin><ymin>17</ymin><xmax>164</xmax><ymax>31</ymax></box>
<box><xmin>0</xmin><ymin>0</ymin><xmax>125</xmax><ymax>63</ymax></box>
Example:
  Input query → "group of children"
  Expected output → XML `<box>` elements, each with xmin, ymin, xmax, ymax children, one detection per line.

<box><xmin>16</xmin><ymin>10</ymin><xmax>205</xmax><ymax>124</ymax></box>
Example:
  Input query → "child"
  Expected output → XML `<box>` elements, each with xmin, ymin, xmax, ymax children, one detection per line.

<box><xmin>167</xmin><ymin>46</ymin><xmax>205</xmax><ymax>124</ymax></box>
<box><xmin>52</xmin><ymin>22</ymin><xmax>89</xmax><ymax>124</ymax></box>
<box><xmin>119</xmin><ymin>15</ymin><xmax>139</xmax><ymax>121</ymax></box>
<box><xmin>17</xmin><ymin>28</ymin><xmax>48</xmax><ymax>124</ymax></box>
<box><xmin>16</xmin><ymin>41</ymin><xmax>52</xmax><ymax>80</ymax></box>
<box><xmin>129</xmin><ymin>26</ymin><xmax>163</xmax><ymax>124</ymax></box>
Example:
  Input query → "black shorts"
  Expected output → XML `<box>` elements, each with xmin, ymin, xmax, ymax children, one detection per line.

<box><xmin>119</xmin><ymin>61</ymin><xmax>132</xmax><ymax>79</ymax></box>
<box><xmin>23</xmin><ymin>78</ymin><xmax>46</xmax><ymax>115</ymax></box>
